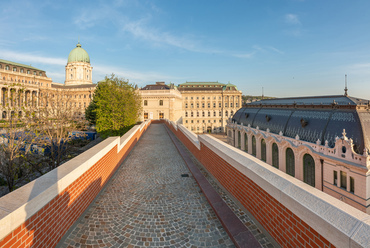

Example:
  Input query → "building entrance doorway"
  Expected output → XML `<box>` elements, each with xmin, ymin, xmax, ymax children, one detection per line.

<box><xmin>207</xmin><ymin>126</ymin><xmax>212</xmax><ymax>133</ymax></box>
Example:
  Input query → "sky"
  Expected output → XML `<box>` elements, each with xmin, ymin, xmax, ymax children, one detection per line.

<box><xmin>1</xmin><ymin>0</ymin><xmax>370</xmax><ymax>98</ymax></box>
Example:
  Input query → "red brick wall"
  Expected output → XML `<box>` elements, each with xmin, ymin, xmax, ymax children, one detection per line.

<box><xmin>0</xmin><ymin>124</ymin><xmax>148</xmax><ymax>248</ymax></box>
<box><xmin>166</xmin><ymin>122</ymin><xmax>335</xmax><ymax>248</ymax></box>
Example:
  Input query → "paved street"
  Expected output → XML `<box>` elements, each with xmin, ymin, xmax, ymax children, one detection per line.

<box><xmin>58</xmin><ymin>124</ymin><xmax>274</xmax><ymax>248</ymax></box>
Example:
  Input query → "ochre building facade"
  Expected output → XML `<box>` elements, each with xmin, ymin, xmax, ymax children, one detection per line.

<box><xmin>0</xmin><ymin>43</ymin><xmax>96</xmax><ymax>120</ymax></box>
<box><xmin>139</xmin><ymin>81</ymin><xmax>242</xmax><ymax>133</ymax></box>
<box><xmin>179</xmin><ymin>82</ymin><xmax>242</xmax><ymax>133</ymax></box>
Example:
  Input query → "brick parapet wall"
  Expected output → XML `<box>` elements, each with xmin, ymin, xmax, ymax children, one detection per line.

<box><xmin>0</xmin><ymin>121</ymin><xmax>150</xmax><ymax>248</ymax></box>
<box><xmin>165</xmin><ymin>120</ymin><xmax>370</xmax><ymax>248</ymax></box>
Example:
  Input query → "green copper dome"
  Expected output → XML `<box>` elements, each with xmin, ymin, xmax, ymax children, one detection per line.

<box><xmin>67</xmin><ymin>42</ymin><xmax>90</xmax><ymax>63</ymax></box>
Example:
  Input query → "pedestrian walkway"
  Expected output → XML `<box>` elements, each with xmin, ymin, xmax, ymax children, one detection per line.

<box><xmin>58</xmin><ymin>124</ymin><xmax>274</xmax><ymax>248</ymax></box>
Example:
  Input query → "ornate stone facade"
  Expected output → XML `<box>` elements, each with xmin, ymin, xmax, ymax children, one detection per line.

<box><xmin>227</xmin><ymin>95</ymin><xmax>370</xmax><ymax>213</ymax></box>
<box><xmin>139</xmin><ymin>82</ymin><xmax>183</xmax><ymax>122</ymax></box>
<box><xmin>0</xmin><ymin>43</ymin><xmax>96</xmax><ymax>120</ymax></box>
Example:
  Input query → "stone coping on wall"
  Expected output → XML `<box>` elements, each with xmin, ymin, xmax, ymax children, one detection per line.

<box><xmin>0</xmin><ymin>120</ymin><xmax>150</xmax><ymax>242</ymax></box>
<box><xmin>167</xmin><ymin>120</ymin><xmax>200</xmax><ymax>150</ymax></box>
<box><xmin>198</xmin><ymin>134</ymin><xmax>370</xmax><ymax>248</ymax></box>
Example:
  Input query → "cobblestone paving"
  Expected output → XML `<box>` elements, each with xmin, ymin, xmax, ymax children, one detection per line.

<box><xmin>171</xmin><ymin>132</ymin><xmax>275</xmax><ymax>248</ymax></box>
<box><xmin>59</xmin><ymin>124</ymin><xmax>235</xmax><ymax>248</ymax></box>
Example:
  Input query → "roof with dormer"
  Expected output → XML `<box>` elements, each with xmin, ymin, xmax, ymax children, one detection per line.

<box><xmin>232</xmin><ymin>95</ymin><xmax>370</xmax><ymax>154</ymax></box>
<box><xmin>0</xmin><ymin>59</ymin><xmax>44</xmax><ymax>71</ymax></box>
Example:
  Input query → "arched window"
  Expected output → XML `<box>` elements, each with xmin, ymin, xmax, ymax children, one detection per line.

<box><xmin>261</xmin><ymin>139</ymin><xmax>266</xmax><ymax>162</ymax></box>
<box><xmin>286</xmin><ymin>148</ymin><xmax>295</xmax><ymax>176</ymax></box>
<box><xmin>143</xmin><ymin>100</ymin><xmax>147</xmax><ymax>106</ymax></box>
<box><xmin>237</xmin><ymin>131</ymin><xmax>241</xmax><ymax>148</ymax></box>
<box><xmin>252</xmin><ymin>136</ymin><xmax>256</xmax><ymax>156</ymax></box>
<box><xmin>159</xmin><ymin>100</ymin><xmax>163</xmax><ymax>106</ymax></box>
<box><xmin>244</xmin><ymin>133</ymin><xmax>248</xmax><ymax>152</ymax></box>
<box><xmin>272</xmin><ymin>143</ymin><xmax>279</xmax><ymax>168</ymax></box>
<box><xmin>303</xmin><ymin>154</ymin><xmax>315</xmax><ymax>187</ymax></box>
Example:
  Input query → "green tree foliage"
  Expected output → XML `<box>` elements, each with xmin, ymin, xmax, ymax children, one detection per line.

<box><xmin>85</xmin><ymin>100</ymin><xmax>97</xmax><ymax>126</ymax></box>
<box><xmin>94</xmin><ymin>74</ymin><xmax>142</xmax><ymax>138</ymax></box>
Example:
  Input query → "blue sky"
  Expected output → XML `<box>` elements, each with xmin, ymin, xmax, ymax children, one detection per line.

<box><xmin>1</xmin><ymin>0</ymin><xmax>370</xmax><ymax>98</ymax></box>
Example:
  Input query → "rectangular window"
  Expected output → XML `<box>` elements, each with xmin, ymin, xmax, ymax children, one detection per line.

<box><xmin>219</xmin><ymin>102</ymin><xmax>221</xmax><ymax>108</ymax></box>
<box><xmin>350</xmin><ymin>177</ymin><xmax>355</xmax><ymax>193</ymax></box>
<box><xmin>159</xmin><ymin>113</ymin><xmax>164</xmax><ymax>119</ymax></box>
<box><xmin>340</xmin><ymin>171</ymin><xmax>347</xmax><ymax>189</ymax></box>
<box><xmin>333</xmin><ymin>171</ymin><xmax>337</xmax><ymax>185</ymax></box>
<box><xmin>202</xmin><ymin>103</ymin><xmax>205</xmax><ymax>108</ymax></box>
<box><xmin>144</xmin><ymin>113</ymin><xmax>148</xmax><ymax>119</ymax></box>
<box><xmin>225</xmin><ymin>103</ymin><xmax>228</xmax><ymax>107</ymax></box>
<box><xmin>213</xmin><ymin>103</ymin><xmax>216</xmax><ymax>108</ymax></box>
<box><xmin>236</xmin><ymin>103</ymin><xmax>239</xmax><ymax>107</ymax></box>
<box><xmin>230</xmin><ymin>103</ymin><xmax>233</xmax><ymax>107</ymax></box>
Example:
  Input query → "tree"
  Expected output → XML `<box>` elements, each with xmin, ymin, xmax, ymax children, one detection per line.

<box><xmin>0</xmin><ymin>84</ymin><xmax>36</xmax><ymax>192</ymax></box>
<box><xmin>94</xmin><ymin>74</ymin><xmax>142</xmax><ymax>138</ymax></box>
<box><xmin>85</xmin><ymin>100</ymin><xmax>96</xmax><ymax>126</ymax></box>
<box><xmin>35</xmin><ymin>88</ymin><xmax>86</xmax><ymax>170</ymax></box>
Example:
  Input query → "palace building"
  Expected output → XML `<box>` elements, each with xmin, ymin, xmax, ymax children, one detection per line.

<box><xmin>139</xmin><ymin>82</ymin><xmax>183</xmax><ymax>122</ymax></box>
<box><xmin>139</xmin><ymin>81</ymin><xmax>242</xmax><ymax>133</ymax></box>
<box><xmin>179</xmin><ymin>82</ymin><xmax>242</xmax><ymax>133</ymax></box>
<box><xmin>1</xmin><ymin>44</ymin><xmax>242</xmax><ymax>135</ymax></box>
<box><xmin>0</xmin><ymin>42</ymin><xmax>96</xmax><ymax>120</ymax></box>
<box><xmin>226</xmin><ymin>95</ymin><xmax>370</xmax><ymax>213</ymax></box>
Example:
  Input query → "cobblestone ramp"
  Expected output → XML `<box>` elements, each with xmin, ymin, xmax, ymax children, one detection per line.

<box><xmin>59</xmin><ymin>124</ymin><xmax>235</xmax><ymax>248</ymax></box>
